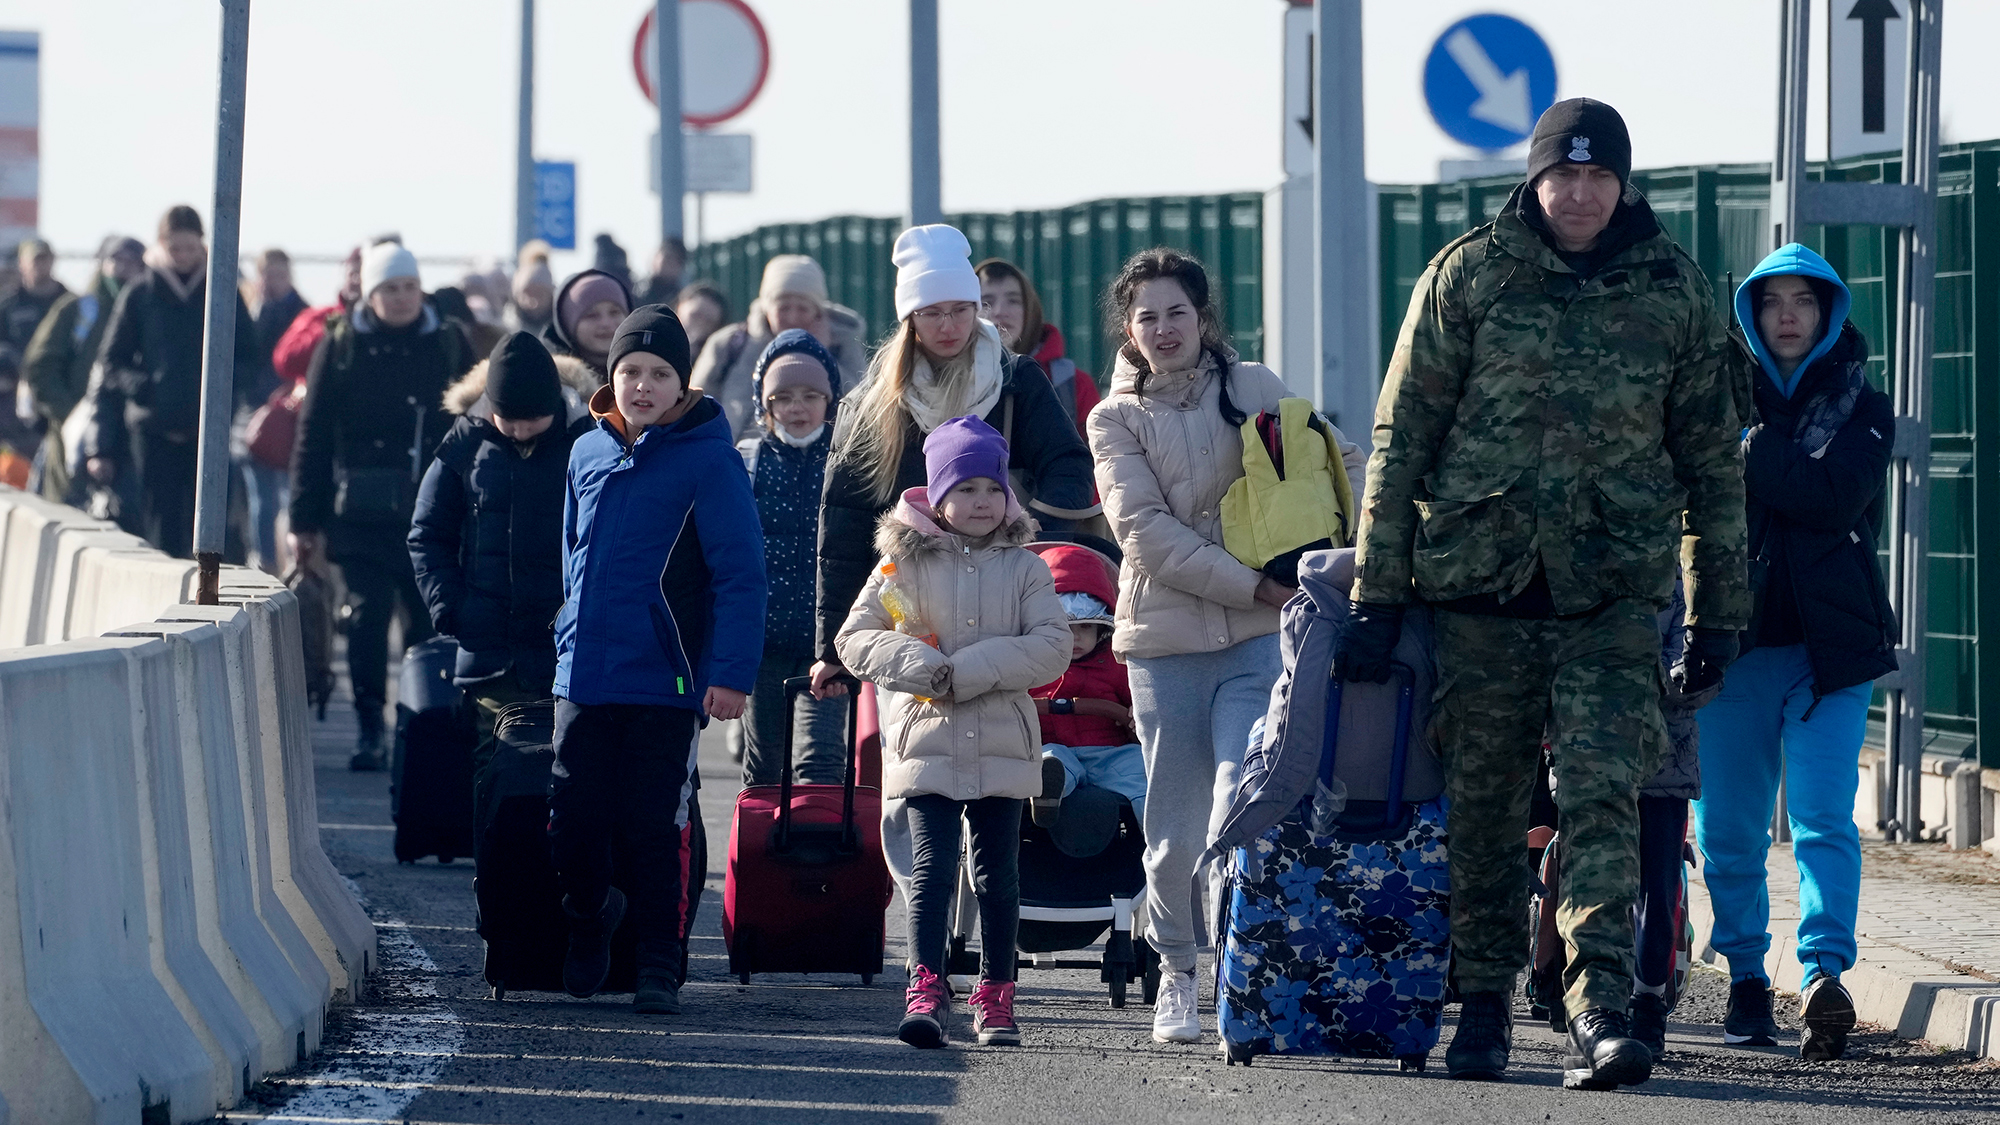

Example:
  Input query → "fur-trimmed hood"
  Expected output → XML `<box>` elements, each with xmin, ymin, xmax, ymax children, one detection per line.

<box><xmin>874</xmin><ymin>486</ymin><xmax>1037</xmax><ymax>560</ymax></box>
<box><xmin>443</xmin><ymin>352</ymin><xmax>599</xmax><ymax>422</ymax></box>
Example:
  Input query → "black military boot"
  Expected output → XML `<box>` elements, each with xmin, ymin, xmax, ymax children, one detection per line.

<box><xmin>1445</xmin><ymin>990</ymin><xmax>1513</xmax><ymax>1081</ymax></box>
<box><xmin>561</xmin><ymin>887</ymin><xmax>627</xmax><ymax>998</ymax></box>
<box><xmin>1628</xmin><ymin>991</ymin><xmax>1669</xmax><ymax>1057</ymax></box>
<box><xmin>1563</xmin><ymin>1007</ymin><xmax>1653</xmax><ymax>1090</ymax></box>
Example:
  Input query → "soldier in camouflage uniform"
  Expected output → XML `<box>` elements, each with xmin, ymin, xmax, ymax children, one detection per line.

<box><xmin>1337</xmin><ymin>99</ymin><xmax>1749</xmax><ymax>1090</ymax></box>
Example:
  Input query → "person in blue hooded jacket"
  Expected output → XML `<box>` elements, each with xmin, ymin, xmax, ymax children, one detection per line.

<box><xmin>549</xmin><ymin>304</ymin><xmax>766</xmax><ymax>1016</ymax></box>
<box><xmin>1693</xmin><ymin>244</ymin><xmax>1896</xmax><ymax>1063</ymax></box>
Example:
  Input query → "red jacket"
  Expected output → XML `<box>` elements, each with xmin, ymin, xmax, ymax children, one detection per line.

<box><xmin>1032</xmin><ymin>325</ymin><xmax>1100</xmax><ymax>441</ymax></box>
<box><xmin>1030</xmin><ymin>542</ymin><xmax>1131</xmax><ymax>747</ymax></box>
<box><xmin>271</xmin><ymin>303</ymin><xmax>344</xmax><ymax>385</ymax></box>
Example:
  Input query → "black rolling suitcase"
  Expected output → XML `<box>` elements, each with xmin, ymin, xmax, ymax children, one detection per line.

<box><xmin>474</xmin><ymin>700</ymin><xmax>708</xmax><ymax>998</ymax></box>
<box><xmin>391</xmin><ymin>636</ymin><xmax>477</xmax><ymax>864</ymax></box>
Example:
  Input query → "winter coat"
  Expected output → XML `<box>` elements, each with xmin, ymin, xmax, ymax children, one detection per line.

<box><xmin>0</xmin><ymin>281</ymin><xmax>64</xmax><ymax>354</ymax></box>
<box><xmin>407</xmin><ymin>355</ymin><xmax>599</xmax><ymax>692</ymax></box>
<box><xmin>554</xmin><ymin>386</ymin><xmax>766</xmax><ymax>713</ymax></box>
<box><xmin>835</xmin><ymin>492</ymin><xmax>1070</xmax><ymax>801</ymax></box>
<box><xmin>272</xmin><ymin>304</ymin><xmax>341</xmax><ymax>385</ymax></box>
<box><xmin>247</xmin><ymin>288</ymin><xmax>307</xmax><ymax>400</ymax></box>
<box><xmin>1088</xmin><ymin>350</ymin><xmax>1366</xmax><ymax>661</ymax></box>
<box><xmin>289</xmin><ymin>305</ymin><xmax>473</xmax><ymax>563</ymax></box>
<box><xmin>1029</xmin><ymin>541</ymin><xmax>1131</xmax><ymax>748</ymax></box>
<box><xmin>691</xmin><ymin>301</ymin><xmax>868</xmax><ymax>441</ymax></box>
<box><xmin>84</xmin><ymin>264</ymin><xmax>260</xmax><ymax>461</ymax></box>
<box><xmin>23</xmin><ymin>273</ymin><xmax>120</xmax><ymax>426</ymax></box>
<box><xmin>815</xmin><ymin>349</ymin><xmax>1100</xmax><ymax>665</ymax></box>
<box><xmin>1029</xmin><ymin>324</ymin><xmax>1099</xmax><ymax>442</ymax></box>
<box><xmin>1733</xmin><ymin>245</ymin><xmax>1898</xmax><ymax>697</ymax></box>
<box><xmin>740</xmin><ymin>426</ymin><xmax>832</xmax><ymax>656</ymax></box>
<box><xmin>1352</xmin><ymin>183</ymin><xmax>1749</xmax><ymax>631</ymax></box>
<box><xmin>540</xmin><ymin>268</ymin><xmax>632</xmax><ymax>385</ymax></box>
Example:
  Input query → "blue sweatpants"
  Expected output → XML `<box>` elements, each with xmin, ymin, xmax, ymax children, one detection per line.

<box><xmin>1043</xmin><ymin>742</ymin><xmax>1148</xmax><ymax>822</ymax></box>
<box><xmin>1691</xmin><ymin>643</ymin><xmax>1869</xmax><ymax>983</ymax></box>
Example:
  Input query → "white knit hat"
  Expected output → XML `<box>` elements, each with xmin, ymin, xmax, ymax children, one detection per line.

<box><xmin>758</xmin><ymin>254</ymin><xmax>828</xmax><ymax>305</ymax></box>
<box><xmin>892</xmin><ymin>224</ymin><xmax>980</xmax><ymax>322</ymax></box>
<box><xmin>361</xmin><ymin>241</ymin><xmax>420</xmax><ymax>298</ymax></box>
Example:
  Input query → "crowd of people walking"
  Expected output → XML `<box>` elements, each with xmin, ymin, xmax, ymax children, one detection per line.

<box><xmin>1</xmin><ymin>95</ymin><xmax>1897</xmax><ymax>1090</ymax></box>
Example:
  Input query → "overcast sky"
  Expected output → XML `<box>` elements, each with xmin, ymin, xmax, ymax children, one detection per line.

<box><xmin>9</xmin><ymin>0</ymin><xmax>1999</xmax><ymax>297</ymax></box>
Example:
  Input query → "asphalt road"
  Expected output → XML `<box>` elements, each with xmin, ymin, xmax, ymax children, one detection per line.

<box><xmin>230</xmin><ymin>706</ymin><xmax>2000</xmax><ymax>1125</ymax></box>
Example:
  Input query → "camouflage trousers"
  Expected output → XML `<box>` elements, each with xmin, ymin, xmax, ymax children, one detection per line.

<box><xmin>1434</xmin><ymin>598</ymin><xmax>1664</xmax><ymax>1016</ymax></box>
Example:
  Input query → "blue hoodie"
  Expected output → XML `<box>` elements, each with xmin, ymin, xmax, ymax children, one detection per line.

<box><xmin>1732</xmin><ymin>243</ymin><xmax>1853</xmax><ymax>400</ymax></box>
<box><xmin>554</xmin><ymin>385</ymin><xmax>766</xmax><ymax>713</ymax></box>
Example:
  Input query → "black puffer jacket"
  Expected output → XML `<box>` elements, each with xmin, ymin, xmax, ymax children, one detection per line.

<box><xmin>1739</xmin><ymin>321</ymin><xmax>1899</xmax><ymax>697</ymax></box>
<box><xmin>86</xmin><ymin>264</ymin><xmax>259</xmax><ymax>458</ymax></box>
<box><xmin>814</xmin><ymin>351</ymin><xmax>1098</xmax><ymax>663</ymax></box>
<box><xmin>407</xmin><ymin>356</ymin><xmax>595</xmax><ymax>691</ymax></box>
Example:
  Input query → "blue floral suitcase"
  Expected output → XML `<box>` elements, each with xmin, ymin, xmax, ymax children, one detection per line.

<box><xmin>1216</xmin><ymin>670</ymin><xmax>1451</xmax><ymax>1070</ymax></box>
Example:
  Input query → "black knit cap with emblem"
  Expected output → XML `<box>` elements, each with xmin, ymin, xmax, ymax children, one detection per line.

<box><xmin>1525</xmin><ymin>97</ymin><xmax>1632</xmax><ymax>188</ymax></box>
<box><xmin>606</xmin><ymin>303</ymin><xmax>692</xmax><ymax>381</ymax></box>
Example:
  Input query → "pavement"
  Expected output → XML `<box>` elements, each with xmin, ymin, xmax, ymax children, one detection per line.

<box><xmin>209</xmin><ymin>654</ymin><xmax>2000</xmax><ymax>1124</ymax></box>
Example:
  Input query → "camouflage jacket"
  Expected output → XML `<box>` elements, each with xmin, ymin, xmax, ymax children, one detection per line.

<box><xmin>1352</xmin><ymin>187</ymin><xmax>1750</xmax><ymax>630</ymax></box>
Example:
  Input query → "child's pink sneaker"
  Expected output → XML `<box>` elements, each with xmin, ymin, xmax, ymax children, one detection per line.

<box><xmin>898</xmin><ymin>965</ymin><xmax>950</xmax><ymax>1048</ymax></box>
<box><xmin>968</xmin><ymin>979</ymin><xmax>1020</xmax><ymax>1046</ymax></box>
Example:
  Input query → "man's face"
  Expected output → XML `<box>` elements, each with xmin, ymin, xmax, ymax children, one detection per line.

<box><xmin>261</xmin><ymin>258</ymin><xmax>293</xmax><ymax>298</ymax></box>
<box><xmin>1533</xmin><ymin>164</ymin><xmax>1623</xmax><ymax>253</ymax></box>
<box><xmin>18</xmin><ymin>249</ymin><xmax>52</xmax><ymax>289</ymax></box>
<box><xmin>163</xmin><ymin>231</ymin><xmax>205</xmax><ymax>275</ymax></box>
<box><xmin>367</xmin><ymin>276</ymin><xmax>425</xmax><ymax>328</ymax></box>
<box><xmin>105</xmin><ymin>251</ymin><xmax>144</xmax><ymax>285</ymax></box>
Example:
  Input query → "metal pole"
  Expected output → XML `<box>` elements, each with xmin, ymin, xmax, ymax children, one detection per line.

<box><xmin>908</xmin><ymin>0</ymin><xmax>942</xmax><ymax>228</ymax></box>
<box><xmin>656</xmin><ymin>0</ymin><xmax>685</xmax><ymax>243</ymax></box>
<box><xmin>1314</xmin><ymin>0</ymin><xmax>1370</xmax><ymax>430</ymax></box>
<box><xmin>1769</xmin><ymin>0</ymin><xmax>1810</xmax><ymax>250</ymax></box>
<box><xmin>515</xmin><ymin>0</ymin><xmax>535</xmax><ymax>253</ymax></box>
<box><xmin>192</xmin><ymin>0</ymin><xmax>250</xmax><ymax>604</ymax></box>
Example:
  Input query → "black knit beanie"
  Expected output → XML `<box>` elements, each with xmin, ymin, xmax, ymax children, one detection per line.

<box><xmin>1526</xmin><ymin>98</ymin><xmax>1632</xmax><ymax>187</ymax></box>
<box><xmin>485</xmin><ymin>331</ymin><xmax>564</xmax><ymax>420</ymax></box>
<box><xmin>606</xmin><ymin>304</ymin><xmax>692</xmax><ymax>381</ymax></box>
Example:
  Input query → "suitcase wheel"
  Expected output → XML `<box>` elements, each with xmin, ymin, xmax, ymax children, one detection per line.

<box><xmin>1398</xmin><ymin>1054</ymin><xmax>1426</xmax><ymax>1073</ymax></box>
<box><xmin>491</xmin><ymin>984</ymin><xmax>506</xmax><ymax>1001</ymax></box>
<box><xmin>1224</xmin><ymin>1042</ymin><xmax>1255</xmax><ymax>1067</ymax></box>
<box><xmin>737</xmin><ymin>971</ymin><xmax>751</xmax><ymax>985</ymax></box>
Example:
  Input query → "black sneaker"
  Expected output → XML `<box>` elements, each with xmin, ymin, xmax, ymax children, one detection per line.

<box><xmin>634</xmin><ymin>974</ymin><xmax>682</xmax><ymax>1015</ymax></box>
<box><xmin>1445</xmin><ymin>990</ymin><xmax>1512</xmax><ymax>1081</ymax></box>
<box><xmin>1030</xmin><ymin>757</ymin><xmax>1067</xmax><ymax>828</ymax></box>
<box><xmin>1564</xmin><ymin>1007</ymin><xmax>1653</xmax><ymax>1090</ymax></box>
<box><xmin>1629</xmin><ymin>992</ymin><xmax>1668</xmax><ymax>1057</ymax></box>
<box><xmin>348</xmin><ymin>730</ymin><xmax>386</xmax><ymax>772</ymax></box>
<box><xmin>1799</xmin><ymin>974</ymin><xmax>1855</xmax><ymax>1061</ymax></box>
<box><xmin>1723</xmin><ymin>977</ymin><xmax>1780</xmax><ymax>1046</ymax></box>
<box><xmin>561</xmin><ymin>887</ymin><xmax>627</xmax><ymax>998</ymax></box>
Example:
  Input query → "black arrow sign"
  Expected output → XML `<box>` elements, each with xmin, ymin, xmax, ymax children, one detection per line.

<box><xmin>1298</xmin><ymin>33</ymin><xmax>1315</xmax><ymax>144</ymax></box>
<box><xmin>1850</xmin><ymin>0</ymin><xmax>1901</xmax><ymax>135</ymax></box>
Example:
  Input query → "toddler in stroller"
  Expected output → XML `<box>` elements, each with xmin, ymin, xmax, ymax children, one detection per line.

<box><xmin>1028</xmin><ymin>542</ymin><xmax>1148</xmax><ymax>827</ymax></box>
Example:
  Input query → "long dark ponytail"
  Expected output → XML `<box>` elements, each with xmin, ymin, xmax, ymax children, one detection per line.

<box><xmin>1103</xmin><ymin>247</ymin><xmax>1244</xmax><ymax>426</ymax></box>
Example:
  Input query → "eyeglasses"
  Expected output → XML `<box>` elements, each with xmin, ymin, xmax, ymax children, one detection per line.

<box><xmin>913</xmin><ymin>303</ymin><xmax>978</xmax><ymax>326</ymax></box>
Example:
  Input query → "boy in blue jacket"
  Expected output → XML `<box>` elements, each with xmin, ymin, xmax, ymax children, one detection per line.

<box><xmin>550</xmin><ymin>304</ymin><xmax>766</xmax><ymax>1015</ymax></box>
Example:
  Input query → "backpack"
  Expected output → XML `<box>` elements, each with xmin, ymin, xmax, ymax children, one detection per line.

<box><xmin>1219</xmin><ymin>397</ymin><xmax>1358</xmax><ymax>586</ymax></box>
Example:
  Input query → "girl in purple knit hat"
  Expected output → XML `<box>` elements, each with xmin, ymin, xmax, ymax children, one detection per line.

<box><xmin>835</xmin><ymin>415</ymin><xmax>1070</xmax><ymax>1050</ymax></box>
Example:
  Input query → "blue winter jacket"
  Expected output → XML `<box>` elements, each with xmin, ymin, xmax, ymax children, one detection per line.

<box><xmin>553</xmin><ymin>387</ymin><xmax>767</xmax><ymax>713</ymax></box>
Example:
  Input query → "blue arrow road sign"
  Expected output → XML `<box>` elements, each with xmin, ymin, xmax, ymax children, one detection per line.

<box><xmin>533</xmin><ymin>160</ymin><xmax>577</xmax><ymax>251</ymax></box>
<box><xmin>1423</xmin><ymin>14</ymin><xmax>1557</xmax><ymax>151</ymax></box>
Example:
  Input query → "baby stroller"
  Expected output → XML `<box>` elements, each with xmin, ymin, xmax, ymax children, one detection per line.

<box><xmin>946</xmin><ymin>534</ymin><xmax>1160</xmax><ymax>1008</ymax></box>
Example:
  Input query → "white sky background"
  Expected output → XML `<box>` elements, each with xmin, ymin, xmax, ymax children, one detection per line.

<box><xmin>9</xmin><ymin>0</ymin><xmax>2000</xmax><ymax>299</ymax></box>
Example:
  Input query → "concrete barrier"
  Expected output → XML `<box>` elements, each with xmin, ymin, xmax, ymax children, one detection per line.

<box><xmin>0</xmin><ymin>492</ymin><xmax>116</xmax><ymax>648</ymax></box>
<box><xmin>66</xmin><ymin>549</ymin><xmax>198</xmax><ymax>642</ymax></box>
<box><xmin>43</xmin><ymin>526</ymin><xmax>150</xmax><ymax>644</ymax></box>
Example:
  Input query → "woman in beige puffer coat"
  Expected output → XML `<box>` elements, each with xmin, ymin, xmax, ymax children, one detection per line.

<box><xmin>1087</xmin><ymin>248</ymin><xmax>1366</xmax><ymax>1045</ymax></box>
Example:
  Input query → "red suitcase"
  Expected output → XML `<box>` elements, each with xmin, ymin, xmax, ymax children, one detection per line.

<box><xmin>723</xmin><ymin>674</ymin><xmax>893</xmax><ymax>984</ymax></box>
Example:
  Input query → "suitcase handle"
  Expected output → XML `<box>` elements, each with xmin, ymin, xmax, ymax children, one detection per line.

<box><xmin>779</xmin><ymin>674</ymin><xmax>863</xmax><ymax>854</ymax></box>
<box><xmin>1320</xmin><ymin>661</ymin><xmax>1417</xmax><ymax>832</ymax></box>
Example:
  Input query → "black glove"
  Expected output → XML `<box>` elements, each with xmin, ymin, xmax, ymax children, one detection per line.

<box><xmin>1676</xmin><ymin>627</ymin><xmax>1740</xmax><ymax>696</ymax></box>
<box><xmin>1334</xmin><ymin>602</ymin><xmax>1405</xmax><ymax>684</ymax></box>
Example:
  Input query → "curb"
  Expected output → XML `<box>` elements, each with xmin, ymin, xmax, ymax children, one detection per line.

<box><xmin>1687</xmin><ymin>871</ymin><xmax>2000</xmax><ymax>1060</ymax></box>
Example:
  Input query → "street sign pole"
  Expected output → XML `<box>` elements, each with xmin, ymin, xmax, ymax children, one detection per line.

<box><xmin>656</xmin><ymin>0</ymin><xmax>686</xmax><ymax>243</ymax></box>
<box><xmin>192</xmin><ymin>0</ymin><xmax>250</xmax><ymax>604</ymax></box>
<box><xmin>515</xmin><ymin>0</ymin><xmax>534</xmax><ymax>254</ymax></box>
<box><xmin>909</xmin><ymin>0</ymin><xmax>942</xmax><ymax>228</ymax></box>
<box><xmin>1314</xmin><ymin>0</ymin><xmax>1371</xmax><ymax>431</ymax></box>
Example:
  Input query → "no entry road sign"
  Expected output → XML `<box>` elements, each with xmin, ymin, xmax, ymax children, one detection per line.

<box><xmin>1423</xmin><ymin>14</ymin><xmax>1557</xmax><ymax>152</ymax></box>
<box><xmin>634</xmin><ymin>0</ymin><xmax>770</xmax><ymax>128</ymax></box>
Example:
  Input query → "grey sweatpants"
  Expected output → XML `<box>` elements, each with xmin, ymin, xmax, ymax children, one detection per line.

<box><xmin>1127</xmin><ymin>633</ymin><xmax>1282</xmax><ymax>973</ymax></box>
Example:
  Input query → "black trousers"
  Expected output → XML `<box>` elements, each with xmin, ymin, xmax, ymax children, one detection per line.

<box><xmin>339</xmin><ymin>539</ymin><xmax>433</xmax><ymax>730</ymax></box>
<box><xmin>131</xmin><ymin>428</ymin><xmax>197</xmax><ymax>559</ymax></box>
<box><xmin>906</xmin><ymin>794</ymin><xmax>1022</xmax><ymax>983</ymax></box>
<box><xmin>1634</xmin><ymin>796</ymin><xmax>1689</xmax><ymax>990</ymax></box>
<box><xmin>548</xmin><ymin>699</ymin><xmax>697</xmax><ymax>978</ymax></box>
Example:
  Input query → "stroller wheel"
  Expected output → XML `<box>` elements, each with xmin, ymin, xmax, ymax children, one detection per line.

<box><xmin>1224</xmin><ymin>1041</ymin><xmax>1256</xmax><ymax>1066</ymax></box>
<box><xmin>1138</xmin><ymin>938</ymin><xmax>1162</xmax><ymax>1006</ymax></box>
<box><xmin>860</xmin><ymin>973</ymin><xmax>875</xmax><ymax>986</ymax></box>
<box><xmin>1398</xmin><ymin>1054</ymin><xmax>1426</xmax><ymax>1073</ymax></box>
<box><xmin>1108</xmin><ymin>961</ymin><xmax>1130</xmax><ymax>1009</ymax></box>
<box><xmin>490</xmin><ymin>984</ymin><xmax>506</xmax><ymax>1001</ymax></box>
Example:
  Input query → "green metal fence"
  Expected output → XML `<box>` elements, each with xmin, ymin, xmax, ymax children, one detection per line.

<box><xmin>687</xmin><ymin>193</ymin><xmax>1266</xmax><ymax>386</ymax></box>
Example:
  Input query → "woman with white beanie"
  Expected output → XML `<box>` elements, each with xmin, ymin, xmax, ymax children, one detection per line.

<box><xmin>690</xmin><ymin>253</ymin><xmax>869</xmax><ymax>440</ymax></box>
<box><xmin>810</xmin><ymin>224</ymin><xmax>1099</xmax><ymax>700</ymax></box>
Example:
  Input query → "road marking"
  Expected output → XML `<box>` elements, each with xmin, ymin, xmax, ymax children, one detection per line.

<box><xmin>279</xmin><ymin>1079</ymin><xmax>937</xmax><ymax>1114</ymax></box>
<box><xmin>318</xmin><ymin>823</ymin><xmax>395</xmax><ymax>832</ymax></box>
<box><xmin>325</xmin><ymin>1049</ymin><xmax>949</xmax><ymax>1079</ymax></box>
<box><xmin>452</xmin><ymin>1019</ymin><xmax>915</xmax><ymax>1049</ymax></box>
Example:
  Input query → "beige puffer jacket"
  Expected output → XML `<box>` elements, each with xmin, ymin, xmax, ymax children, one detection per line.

<box><xmin>835</xmin><ymin>490</ymin><xmax>1070</xmax><ymax>802</ymax></box>
<box><xmin>1087</xmin><ymin>351</ymin><xmax>1367</xmax><ymax>661</ymax></box>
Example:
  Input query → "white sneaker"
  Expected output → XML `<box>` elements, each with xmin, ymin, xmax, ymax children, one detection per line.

<box><xmin>1152</xmin><ymin>969</ymin><xmax>1201</xmax><ymax>1043</ymax></box>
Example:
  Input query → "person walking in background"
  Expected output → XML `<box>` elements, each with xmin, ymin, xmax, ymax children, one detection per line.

<box><xmin>690</xmin><ymin>253</ymin><xmax>868</xmax><ymax>441</ymax></box>
<box><xmin>640</xmin><ymin>238</ymin><xmax>687</xmax><ymax>306</ymax></box>
<box><xmin>550</xmin><ymin>305</ymin><xmax>764</xmax><ymax>1017</ymax></box>
<box><xmin>837</xmin><ymin>415</ymin><xmax>1070</xmax><ymax>1049</ymax></box>
<box><xmin>1344</xmin><ymin>99</ymin><xmax>1746</xmax><ymax>1089</ymax></box>
<box><xmin>737</xmin><ymin>328</ymin><xmax>846</xmax><ymax>789</ymax></box>
<box><xmin>591</xmin><ymin>233</ymin><xmax>633</xmax><ymax>293</ymax></box>
<box><xmin>237</xmin><ymin>248</ymin><xmax>309</xmax><ymax>572</ymax></box>
<box><xmin>249</xmin><ymin>248</ymin><xmax>307</xmax><ymax>363</ymax></box>
<box><xmin>1088</xmin><ymin>246</ymin><xmax>1365</xmax><ymax>1047</ymax></box>
<box><xmin>976</xmin><ymin>258</ymin><xmax>1097</xmax><ymax>441</ymax></box>
<box><xmin>81</xmin><ymin>205</ymin><xmax>261</xmax><ymax>558</ymax></box>
<box><xmin>541</xmin><ymin>269</ymin><xmax>632</xmax><ymax>384</ymax></box>
<box><xmin>290</xmin><ymin>241</ymin><xmax>473</xmax><ymax>770</ymax></box>
<box><xmin>0</xmin><ymin>238</ymin><xmax>65</xmax><ymax>354</ymax></box>
<box><xmin>675</xmin><ymin>282</ymin><xmax>728</xmax><ymax>361</ymax></box>
<box><xmin>509</xmin><ymin>241</ymin><xmax>555</xmax><ymax>336</ymax></box>
<box><xmin>22</xmin><ymin>235</ymin><xmax>142</xmax><ymax>502</ymax></box>
<box><xmin>1693</xmin><ymin>244</ymin><xmax>1895</xmax><ymax>1064</ymax></box>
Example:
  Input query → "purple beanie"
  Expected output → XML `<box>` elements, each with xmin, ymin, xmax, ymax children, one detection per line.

<box><xmin>923</xmin><ymin>415</ymin><xmax>1012</xmax><ymax>504</ymax></box>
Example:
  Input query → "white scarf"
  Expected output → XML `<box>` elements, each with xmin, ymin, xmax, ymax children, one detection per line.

<box><xmin>905</xmin><ymin>319</ymin><xmax>1004</xmax><ymax>434</ymax></box>
<box><xmin>775</xmin><ymin>423</ymin><xmax>826</xmax><ymax>448</ymax></box>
